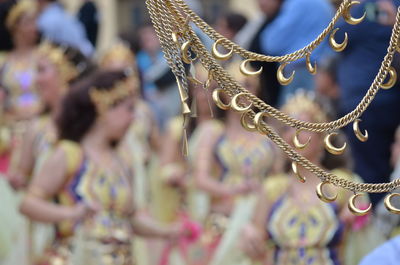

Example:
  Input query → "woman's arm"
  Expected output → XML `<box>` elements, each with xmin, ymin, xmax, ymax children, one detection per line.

<box><xmin>241</xmin><ymin>186</ymin><xmax>270</xmax><ymax>260</ymax></box>
<box><xmin>20</xmin><ymin>147</ymin><xmax>89</xmax><ymax>223</ymax></box>
<box><xmin>7</xmin><ymin>122</ymin><xmax>36</xmax><ymax>189</ymax></box>
<box><xmin>159</xmin><ymin>122</ymin><xmax>186</xmax><ymax>187</ymax></box>
<box><xmin>194</xmin><ymin>125</ymin><xmax>252</xmax><ymax>197</ymax></box>
<box><xmin>131</xmin><ymin>212</ymin><xmax>181</xmax><ymax>239</ymax></box>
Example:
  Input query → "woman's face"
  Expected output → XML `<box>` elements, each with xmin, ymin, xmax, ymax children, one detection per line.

<box><xmin>258</xmin><ymin>0</ymin><xmax>282</xmax><ymax>17</ymax></box>
<box><xmin>282</xmin><ymin>112</ymin><xmax>323</xmax><ymax>162</ymax></box>
<box><xmin>139</xmin><ymin>26</ymin><xmax>160</xmax><ymax>55</ymax></box>
<box><xmin>36</xmin><ymin>56</ymin><xmax>64</xmax><ymax>106</ymax></box>
<box><xmin>14</xmin><ymin>12</ymin><xmax>38</xmax><ymax>45</ymax></box>
<box><xmin>103</xmin><ymin>98</ymin><xmax>134</xmax><ymax>141</ymax></box>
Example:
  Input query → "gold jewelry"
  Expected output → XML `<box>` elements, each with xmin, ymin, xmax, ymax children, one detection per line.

<box><xmin>316</xmin><ymin>182</ymin><xmax>337</xmax><ymax>203</ymax></box>
<box><xmin>343</xmin><ymin>1</ymin><xmax>366</xmax><ymax>25</ymax></box>
<box><xmin>212</xmin><ymin>39</ymin><xmax>233</xmax><ymax>61</ymax></box>
<box><xmin>146</xmin><ymin>0</ymin><xmax>400</xmax><ymax>214</ymax></box>
<box><xmin>381</xmin><ymin>66</ymin><xmax>397</xmax><ymax>89</ymax></box>
<box><xmin>291</xmin><ymin>162</ymin><xmax>306</xmax><ymax>183</ymax></box>
<box><xmin>38</xmin><ymin>42</ymin><xmax>79</xmax><ymax>83</ymax></box>
<box><xmin>230</xmin><ymin>92</ymin><xmax>252</xmax><ymax>113</ymax></box>
<box><xmin>306</xmin><ymin>53</ymin><xmax>317</xmax><ymax>75</ymax></box>
<box><xmin>293</xmin><ymin>129</ymin><xmax>311</xmax><ymax>150</ymax></box>
<box><xmin>353</xmin><ymin>119</ymin><xmax>368</xmax><ymax>142</ymax></box>
<box><xmin>89</xmin><ymin>77</ymin><xmax>135</xmax><ymax>114</ymax></box>
<box><xmin>240</xmin><ymin>110</ymin><xmax>257</xmax><ymax>132</ymax></box>
<box><xmin>240</xmin><ymin>59</ymin><xmax>262</xmax><ymax>76</ymax></box>
<box><xmin>6</xmin><ymin>0</ymin><xmax>37</xmax><ymax>30</ymax></box>
<box><xmin>100</xmin><ymin>42</ymin><xmax>136</xmax><ymax>68</ymax></box>
<box><xmin>384</xmin><ymin>193</ymin><xmax>400</xmax><ymax>214</ymax></box>
<box><xmin>277</xmin><ymin>63</ymin><xmax>295</xmax><ymax>86</ymax></box>
<box><xmin>324</xmin><ymin>132</ymin><xmax>347</xmax><ymax>155</ymax></box>
<box><xmin>348</xmin><ymin>193</ymin><xmax>372</xmax><ymax>216</ymax></box>
<box><xmin>329</xmin><ymin>28</ymin><xmax>348</xmax><ymax>52</ymax></box>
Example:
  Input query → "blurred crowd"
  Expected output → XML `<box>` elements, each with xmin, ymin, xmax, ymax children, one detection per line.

<box><xmin>0</xmin><ymin>0</ymin><xmax>400</xmax><ymax>265</ymax></box>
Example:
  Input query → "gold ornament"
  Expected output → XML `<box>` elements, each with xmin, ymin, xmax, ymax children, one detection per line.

<box><xmin>291</xmin><ymin>162</ymin><xmax>306</xmax><ymax>183</ymax></box>
<box><xmin>293</xmin><ymin>129</ymin><xmax>311</xmax><ymax>150</ymax></box>
<box><xmin>212</xmin><ymin>39</ymin><xmax>233</xmax><ymax>61</ymax></box>
<box><xmin>324</xmin><ymin>132</ymin><xmax>347</xmax><ymax>155</ymax></box>
<box><xmin>348</xmin><ymin>194</ymin><xmax>372</xmax><ymax>216</ymax></box>
<box><xmin>343</xmin><ymin>1</ymin><xmax>366</xmax><ymax>25</ymax></box>
<box><xmin>230</xmin><ymin>93</ymin><xmax>252</xmax><ymax>113</ymax></box>
<box><xmin>212</xmin><ymin>89</ymin><xmax>231</xmax><ymax>110</ymax></box>
<box><xmin>381</xmin><ymin>66</ymin><xmax>397</xmax><ymax>90</ymax></box>
<box><xmin>329</xmin><ymin>28</ymin><xmax>348</xmax><ymax>52</ymax></box>
<box><xmin>353</xmin><ymin>119</ymin><xmax>368</xmax><ymax>142</ymax></box>
<box><xmin>384</xmin><ymin>193</ymin><xmax>400</xmax><ymax>214</ymax></box>
<box><xmin>316</xmin><ymin>182</ymin><xmax>338</xmax><ymax>203</ymax></box>
<box><xmin>277</xmin><ymin>63</ymin><xmax>295</xmax><ymax>86</ymax></box>
<box><xmin>240</xmin><ymin>59</ymin><xmax>263</xmax><ymax>76</ymax></box>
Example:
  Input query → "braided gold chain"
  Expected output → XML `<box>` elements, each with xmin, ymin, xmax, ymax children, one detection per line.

<box><xmin>146</xmin><ymin>0</ymin><xmax>400</xmax><ymax>193</ymax></box>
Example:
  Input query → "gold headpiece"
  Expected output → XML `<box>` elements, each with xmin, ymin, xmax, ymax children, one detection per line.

<box><xmin>100</xmin><ymin>42</ymin><xmax>136</xmax><ymax>68</ymax></box>
<box><xmin>89</xmin><ymin>74</ymin><xmax>136</xmax><ymax>114</ymax></box>
<box><xmin>38</xmin><ymin>42</ymin><xmax>79</xmax><ymax>83</ymax></box>
<box><xmin>282</xmin><ymin>91</ymin><xmax>327</xmax><ymax>123</ymax></box>
<box><xmin>99</xmin><ymin>42</ymin><xmax>140</xmax><ymax>93</ymax></box>
<box><xmin>6</xmin><ymin>0</ymin><xmax>37</xmax><ymax>30</ymax></box>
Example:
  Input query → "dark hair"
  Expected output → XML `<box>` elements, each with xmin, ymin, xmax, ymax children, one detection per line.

<box><xmin>57</xmin><ymin>70</ymin><xmax>129</xmax><ymax>143</ymax></box>
<box><xmin>50</xmin><ymin>41</ymin><xmax>96</xmax><ymax>85</ymax></box>
<box><xmin>224</xmin><ymin>12</ymin><xmax>247</xmax><ymax>35</ymax></box>
<box><xmin>0</xmin><ymin>0</ymin><xmax>15</xmax><ymax>51</ymax></box>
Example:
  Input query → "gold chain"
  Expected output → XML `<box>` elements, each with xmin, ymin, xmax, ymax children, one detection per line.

<box><xmin>146</xmin><ymin>0</ymin><xmax>400</xmax><ymax>213</ymax></box>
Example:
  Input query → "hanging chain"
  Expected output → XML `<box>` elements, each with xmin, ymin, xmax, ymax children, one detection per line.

<box><xmin>146</xmin><ymin>0</ymin><xmax>400</xmax><ymax>194</ymax></box>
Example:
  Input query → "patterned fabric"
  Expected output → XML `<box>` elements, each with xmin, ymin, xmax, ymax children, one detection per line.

<box><xmin>264</xmin><ymin>176</ymin><xmax>344</xmax><ymax>265</ymax></box>
<box><xmin>0</xmin><ymin>54</ymin><xmax>40</xmax><ymax>121</ymax></box>
<box><xmin>38</xmin><ymin>140</ymin><xmax>134</xmax><ymax>265</ymax></box>
<box><xmin>213</xmin><ymin>132</ymin><xmax>274</xmax><ymax>186</ymax></box>
<box><xmin>31</xmin><ymin>115</ymin><xmax>56</xmax><ymax>176</ymax></box>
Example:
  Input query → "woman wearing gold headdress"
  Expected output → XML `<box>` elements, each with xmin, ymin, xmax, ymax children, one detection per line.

<box><xmin>188</xmin><ymin>61</ymin><xmax>278</xmax><ymax>265</ymax></box>
<box><xmin>240</xmin><ymin>92</ymin><xmax>373</xmax><ymax>265</ymax></box>
<box><xmin>1</xmin><ymin>42</ymin><xmax>93</xmax><ymax>264</ymax></box>
<box><xmin>99</xmin><ymin>41</ymin><xmax>161</xmax><ymax>265</ymax></box>
<box><xmin>99</xmin><ymin>41</ymin><xmax>160</xmax><ymax>194</ymax></box>
<box><xmin>147</xmin><ymin>63</ymin><xmax>216</xmax><ymax>265</ymax></box>
<box><xmin>0</xmin><ymin>0</ymin><xmax>40</xmax><ymax>174</ymax></box>
<box><xmin>20</xmin><ymin>70</ymin><xmax>186</xmax><ymax>265</ymax></box>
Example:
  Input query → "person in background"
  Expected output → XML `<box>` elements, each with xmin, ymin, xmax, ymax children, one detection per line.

<box><xmin>5</xmin><ymin>42</ymin><xmax>93</xmax><ymax>264</ymax></box>
<box><xmin>374</xmin><ymin>126</ymin><xmax>400</xmax><ymax>239</ymax></box>
<box><xmin>136</xmin><ymin>23</ymin><xmax>180</xmax><ymax>131</ymax></box>
<box><xmin>315</xmin><ymin>56</ymin><xmax>340</xmax><ymax>119</ymax></box>
<box><xmin>192</xmin><ymin>61</ymin><xmax>278</xmax><ymax>265</ymax></box>
<box><xmin>77</xmin><ymin>0</ymin><xmax>98</xmax><ymax>48</ymax></box>
<box><xmin>235</xmin><ymin>0</ymin><xmax>283</xmax><ymax>107</ymax></box>
<box><xmin>215</xmin><ymin>12</ymin><xmax>247</xmax><ymax>41</ymax></box>
<box><xmin>259</xmin><ymin>0</ymin><xmax>333</xmax><ymax>106</ymax></box>
<box><xmin>20</xmin><ymin>70</ymin><xmax>186</xmax><ymax>265</ymax></box>
<box><xmin>0</xmin><ymin>0</ymin><xmax>41</xmax><ymax>175</ymax></box>
<box><xmin>240</xmin><ymin>91</ymin><xmax>358</xmax><ymax>265</ymax></box>
<box><xmin>36</xmin><ymin>0</ymin><xmax>93</xmax><ymax>57</ymax></box>
<box><xmin>358</xmin><ymin>235</ymin><xmax>400</xmax><ymax>265</ymax></box>
<box><xmin>335</xmin><ymin>0</ymin><xmax>400</xmax><ymax>206</ymax></box>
